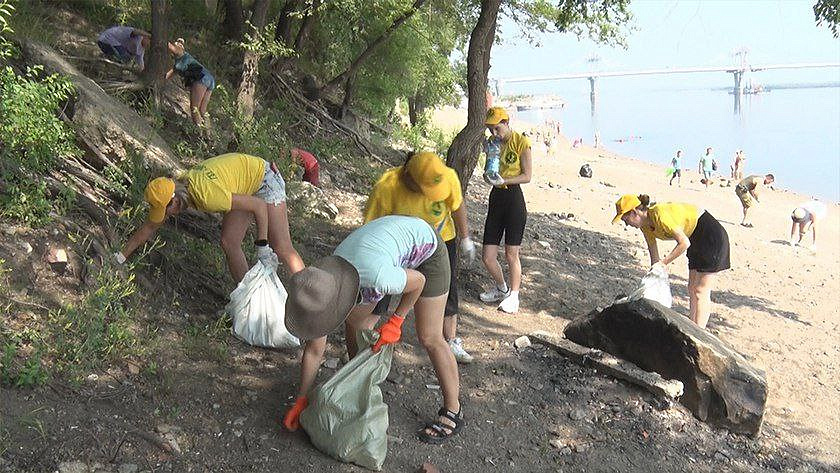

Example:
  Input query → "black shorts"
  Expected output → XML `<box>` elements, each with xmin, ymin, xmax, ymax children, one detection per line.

<box><xmin>483</xmin><ymin>185</ymin><xmax>527</xmax><ymax>246</ymax></box>
<box><xmin>372</xmin><ymin>235</ymin><xmax>457</xmax><ymax>316</ymax></box>
<box><xmin>687</xmin><ymin>211</ymin><xmax>731</xmax><ymax>273</ymax></box>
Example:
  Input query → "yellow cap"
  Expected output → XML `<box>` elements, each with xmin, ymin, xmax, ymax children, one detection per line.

<box><xmin>406</xmin><ymin>152</ymin><xmax>451</xmax><ymax>202</ymax></box>
<box><xmin>144</xmin><ymin>177</ymin><xmax>175</xmax><ymax>223</ymax></box>
<box><xmin>612</xmin><ymin>194</ymin><xmax>641</xmax><ymax>224</ymax></box>
<box><xmin>485</xmin><ymin>107</ymin><xmax>509</xmax><ymax>125</ymax></box>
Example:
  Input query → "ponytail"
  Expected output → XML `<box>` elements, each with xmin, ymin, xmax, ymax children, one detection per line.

<box><xmin>637</xmin><ymin>194</ymin><xmax>652</xmax><ymax>209</ymax></box>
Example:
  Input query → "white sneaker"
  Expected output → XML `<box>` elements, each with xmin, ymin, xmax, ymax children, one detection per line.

<box><xmin>449</xmin><ymin>338</ymin><xmax>474</xmax><ymax>364</ymax></box>
<box><xmin>480</xmin><ymin>285</ymin><xmax>509</xmax><ymax>302</ymax></box>
<box><xmin>498</xmin><ymin>293</ymin><xmax>520</xmax><ymax>314</ymax></box>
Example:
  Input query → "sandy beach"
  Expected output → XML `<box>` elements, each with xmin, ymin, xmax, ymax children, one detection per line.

<box><xmin>433</xmin><ymin>105</ymin><xmax>840</xmax><ymax>463</ymax></box>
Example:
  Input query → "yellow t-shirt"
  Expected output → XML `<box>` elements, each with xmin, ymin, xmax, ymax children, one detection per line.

<box><xmin>363</xmin><ymin>167</ymin><xmax>463</xmax><ymax>241</ymax></box>
<box><xmin>641</xmin><ymin>203</ymin><xmax>700</xmax><ymax>242</ymax></box>
<box><xmin>500</xmin><ymin>131</ymin><xmax>530</xmax><ymax>179</ymax></box>
<box><xmin>186</xmin><ymin>153</ymin><xmax>265</xmax><ymax>213</ymax></box>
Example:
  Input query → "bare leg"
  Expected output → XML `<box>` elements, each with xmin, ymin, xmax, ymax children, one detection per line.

<box><xmin>220</xmin><ymin>210</ymin><xmax>252</xmax><ymax>283</ymax></box>
<box><xmin>482</xmin><ymin>244</ymin><xmax>505</xmax><ymax>286</ymax></box>
<box><xmin>689</xmin><ymin>270</ymin><xmax>715</xmax><ymax>329</ymax></box>
<box><xmin>267</xmin><ymin>202</ymin><xmax>304</xmax><ymax>274</ymax></box>
<box><xmin>189</xmin><ymin>82</ymin><xmax>208</xmax><ymax>125</ymax></box>
<box><xmin>344</xmin><ymin>303</ymin><xmax>377</xmax><ymax>359</ymax></box>
<box><xmin>199</xmin><ymin>88</ymin><xmax>212</xmax><ymax>118</ymax></box>
<box><xmin>297</xmin><ymin>336</ymin><xmax>326</xmax><ymax>397</ymax></box>
<box><xmin>415</xmin><ymin>293</ymin><xmax>461</xmax><ymax>437</ymax></box>
<box><xmin>504</xmin><ymin>245</ymin><xmax>522</xmax><ymax>292</ymax></box>
<box><xmin>442</xmin><ymin>315</ymin><xmax>456</xmax><ymax>341</ymax></box>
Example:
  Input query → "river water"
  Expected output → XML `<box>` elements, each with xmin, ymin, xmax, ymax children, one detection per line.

<box><xmin>516</xmin><ymin>80</ymin><xmax>840</xmax><ymax>201</ymax></box>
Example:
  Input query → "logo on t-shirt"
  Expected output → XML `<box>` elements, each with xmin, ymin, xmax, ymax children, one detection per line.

<box><xmin>430</xmin><ymin>201</ymin><xmax>444</xmax><ymax>217</ymax></box>
<box><xmin>504</xmin><ymin>151</ymin><xmax>517</xmax><ymax>164</ymax></box>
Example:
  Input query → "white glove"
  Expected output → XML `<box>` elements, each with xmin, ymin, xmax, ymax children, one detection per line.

<box><xmin>486</xmin><ymin>172</ymin><xmax>505</xmax><ymax>187</ymax></box>
<box><xmin>113</xmin><ymin>251</ymin><xmax>126</xmax><ymax>265</ymax></box>
<box><xmin>256</xmin><ymin>244</ymin><xmax>277</xmax><ymax>267</ymax></box>
<box><xmin>459</xmin><ymin>237</ymin><xmax>476</xmax><ymax>262</ymax></box>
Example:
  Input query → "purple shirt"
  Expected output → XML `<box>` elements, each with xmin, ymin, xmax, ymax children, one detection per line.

<box><xmin>98</xmin><ymin>26</ymin><xmax>145</xmax><ymax>68</ymax></box>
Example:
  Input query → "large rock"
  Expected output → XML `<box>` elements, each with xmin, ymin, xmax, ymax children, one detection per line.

<box><xmin>286</xmin><ymin>181</ymin><xmax>339</xmax><ymax>220</ymax></box>
<box><xmin>564</xmin><ymin>298</ymin><xmax>767</xmax><ymax>436</ymax></box>
<box><xmin>18</xmin><ymin>40</ymin><xmax>180</xmax><ymax>173</ymax></box>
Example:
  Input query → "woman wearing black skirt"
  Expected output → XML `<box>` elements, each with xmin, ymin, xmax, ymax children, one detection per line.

<box><xmin>612</xmin><ymin>194</ymin><xmax>730</xmax><ymax>328</ymax></box>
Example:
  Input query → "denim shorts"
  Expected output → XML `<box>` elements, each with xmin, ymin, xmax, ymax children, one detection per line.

<box><xmin>200</xmin><ymin>71</ymin><xmax>216</xmax><ymax>91</ymax></box>
<box><xmin>254</xmin><ymin>161</ymin><xmax>286</xmax><ymax>205</ymax></box>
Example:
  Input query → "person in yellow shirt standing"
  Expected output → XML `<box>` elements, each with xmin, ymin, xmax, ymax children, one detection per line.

<box><xmin>480</xmin><ymin>107</ymin><xmax>532</xmax><ymax>314</ymax></box>
<box><xmin>612</xmin><ymin>194</ymin><xmax>730</xmax><ymax>329</ymax></box>
<box><xmin>364</xmin><ymin>152</ymin><xmax>477</xmax><ymax>363</ymax></box>
<box><xmin>115</xmin><ymin>152</ymin><xmax>305</xmax><ymax>281</ymax></box>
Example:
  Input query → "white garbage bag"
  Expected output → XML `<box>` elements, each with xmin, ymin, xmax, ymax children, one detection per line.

<box><xmin>225</xmin><ymin>257</ymin><xmax>299</xmax><ymax>349</ymax></box>
<box><xmin>618</xmin><ymin>264</ymin><xmax>672</xmax><ymax>308</ymax></box>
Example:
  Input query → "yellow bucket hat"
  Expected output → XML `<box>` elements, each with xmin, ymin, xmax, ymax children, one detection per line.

<box><xmin>144</xmin><ymin>177</ymin><xmax>175</xmax><ymax>223</ymax></box>
<box><xmin>485</xmin><ymin>107</ymin><xmax>509</xmax><ymax>125</ymax></box>
<box><xmin>612</xmin><ymin>194</ymin><xmax>642</xmax><ymax>224</ymax></box>
<box><xmin>405</xmin><ymin>152</ymin><xmax>451</xmax><ymax>202</ymax></box>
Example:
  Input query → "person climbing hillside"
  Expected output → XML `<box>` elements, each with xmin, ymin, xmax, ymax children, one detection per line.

<box><xmin>480</xmin><ymin>107</ymin><xmax>532</xmax><ymax>314</ymax></box>
<box><xmin>282</xmin><ymin>215</ymin><xmax>463</xmax><ymax>445</ymax></box>
<box><xmin>364</xmin><ymin>152</ymin><xmax>477</xmax><ymax>363</ymax></box>
<box><xmin>114</xmin><ymin>152</ymin><xmax>304</xmax><ymax>282</ymax></box>
<box><xmin>282</xmin><ymin>147</ymin><xmax>321</xmax><ymax>187</ymax></box>
<box><xmin>96</xmin><ymin>25</ymin><xmax>149</xmax><ymax>71</ymax></box>
<box><xmin>613</xmin><ymin>194</ymin><xmax>730</xmax><ymax>329</ymax></box>
<box><xmin>735</xmin><ymin>173</ymin><xmax>775</xmax><ymax>227</ymax></box>
<box><xmin>165</xmin><ymin>38</ymin><xmax>215</xmax><ymax>125</ymax></box>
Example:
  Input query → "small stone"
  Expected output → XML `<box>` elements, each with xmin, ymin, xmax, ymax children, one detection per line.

<box><xmin>714</xmin><ymin>451</ymin><xmax>730</xmax><ymax>462</ymax></box>
<box><xmin>573</xmin><ymin>443</ymin><xmax>589</xmax><ymax>453</ymax></box>
<box><xmin>118</xmin><ymin>464</ymin><xmax>139</xmax><ymax>473</ymax></box>
<box><xmin>233</xmin><ymin>430</ymin><xmax>243</xmax><ymax>438</ymax></box>
<box><xmin>212</xmin><ymin>403</ymin><xmax>221</xmax><ymax>410</ymax></box>
<box><xmin>232</xmin><ymin>416</ymin><xmax>247</xmax><ymax>426</ymax></box>
<box><xmin>610</xmin><ymin>405</ymin><xmax>621</xmax><ymax>413</ymax></box>
<box><xmin>425</xmin><ymin>384</ymin><xmax>440</xmax><ymax>390</ymax></box>
<box><xmin>20</xmin><ymin>242</ymin><xmax>33</xmax><ymax>254</ymax></box>
<box><xmin>323</xmin><ymin>357</ymin><xmax>339</xmax><ymax>369</ymax></box>
<box><xmin>58</xmin><ymin>461</ymin><xmax>88</xmax><ymax>473</ymax></box>
<box><xmin>549</xmin><ymin>438</ymin><xmax>565</xmax><ymax>449</ymax></box>
<box><xmin>513</xmin><ymin>336</ymin><xmax>532</xmax><ymax>349</ymax></box>
<box><xmin>86</xmin><ymin>374</ymin><xmax>98</xmax><ymax>382</ymax></box>
<box><xmin>537</xmin><ymin>240</ymin><xmax>551</xmax><ymax>249</ymax></box>
<box><xmin>569</xmin><ymin>408</ymin><xmax>587</xmax><ymax>421</ymax></box>
<box><xmin>47</xmin><ymin>247</ymin><xmax>68</xmax><ymax>273</ymax></box>
<box><xmin>559</xmin><ymin>446</ymin><xmax>573</xmax><ymax>456</ymax></box>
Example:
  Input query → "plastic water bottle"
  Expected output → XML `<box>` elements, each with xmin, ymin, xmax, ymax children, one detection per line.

<box><xmin>484</xmin><ymin>137</ymin><xmax>501</xmax><ymax>176</ymax></box>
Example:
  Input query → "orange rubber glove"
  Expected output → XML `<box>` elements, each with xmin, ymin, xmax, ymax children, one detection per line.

<box><xmin>283</xmin><ymin>396</ymin><xmax>309</xmax><ymax>431</ymax></box>
<box><xmin>373</xmin><ymin>314</ymin><xmax>404</xmax><ymax>353</ymax></box>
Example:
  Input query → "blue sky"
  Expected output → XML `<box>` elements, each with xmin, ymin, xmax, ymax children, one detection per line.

<box><xmin>490</xmin><ymin>0</ymin><xmax>840</xmax><ymax>93</ymax></box>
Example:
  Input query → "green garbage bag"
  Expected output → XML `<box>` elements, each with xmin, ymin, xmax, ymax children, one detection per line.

<box><xmin>299</xmin><ymin>330</ymin><xmax>394</xmax><ymax>471</ymax></box>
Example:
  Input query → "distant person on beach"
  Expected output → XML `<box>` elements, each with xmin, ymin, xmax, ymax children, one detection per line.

<box><xmin>165</xmin><ymin>38</ymin><xmax>215</xmax><ymax>126</ymax></box>
<box><xmin>735</xmin><ymin>174</ymin><xmax>775</xmax><ymax>227</ymax></box>
<box><xmin>613</xmin><ymin>194</ymin><xmax>730</xmax><ymax>329</ymax></box>
<box><xmin>480</xmin><ymin>107</ymin><xmax>532</xmax><ymax>314</ymax></box>
<box><xmin>669</xmin><ymin>150</ymin><xmax>683</xmax><ymax>187</ymax></box>
<box><xmin>364</xmin><ymin>152</ymin><xmax>477</xmax><ymax>364</ymax></box>
<box><xmin>789</xmin><ymin>200</ymin><xmax>827</xmax><ymax>252</ymax></box>
<box><xmin>698</xmin><ymin>147</ymin><xmax>714</xmax><ymax>188</ymax></box>
<box><xmin>97</xmin><ymin>26</ymin><xmax>149</xmax><ymax>70</ymax></box>
<box><xmin>734</xmin><ymin>150</ymin><xmax>746</xmax><ymax>180</ymax></box>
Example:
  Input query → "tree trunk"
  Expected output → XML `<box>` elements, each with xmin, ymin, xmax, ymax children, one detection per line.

<box><xmin>292</xmin><ymin>0</ymin><xmax>319</xmax><ymax>52</ymax></box>
<box><xmin>235</xmin><ymin>0</ymin><xmax>270</xmax><ymax>120</ymax></box>
<box><xmin>143</xmin><ymin>0</ymin><xmax>169</xmax><ymax>106</ymax></box>
<box><xmin>339</xmin><ymin>72</ymin><xmax>356</xmax><ymax>119</ymax></box>
<box><xmin>445</xmin><ymin>0</ymin><xmax>501</xmax><ymax>194</ymax></box>
<box><xmin>221</xmin><ymin>0</ymin><xmax>244</xmax><ymax>41</ymax></box>
<box><xmin>275</xmin><ymin>0</ymin><xmax>300</xmax><ymax>45</ymax></box>
<box><xmin>314</xmin><ymin>0</ymin><xmax>427</xmax><ymax>100</ymax></box>
<box><xmin>407</xmin><ymin>91</ymin><xmax>426</xmax><ymax>126</ymax></box>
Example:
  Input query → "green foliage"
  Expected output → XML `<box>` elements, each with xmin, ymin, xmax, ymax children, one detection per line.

<box><xmin>47</xmin><ymin>268</ymin><xmax>139</xmax><ymax>377</ymax></box>
<box><xmin>240</xmin><ymin>21</ymin><xmax>296</xmax><ymax>57</ymax></box>
<box><xmin>0</xmin><ymin>0</ymin><xmax>14</xmax><ymax>60</ymax></box>
<box><xmin>815</xmin><ymin>0</ymin><xmax>839</xmax><ymax>37</ymax></box>
<box><xmin>509</xmin><ymin>0</ymin><xmax>634</xmax><ymax>47</ymax></box>
<box><xmin>0</xmin><ymin>64</ymin><xmax>80</xmax><ymax>225</ymax></box>
<box><xmin>392</xmin><ymin>114</ymin><xmax>456</xmax><ymax>157</ymax></box>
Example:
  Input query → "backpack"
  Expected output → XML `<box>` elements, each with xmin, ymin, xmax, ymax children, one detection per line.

<box><xmin>711</xmin><ymin>159</ymin><xmax>718</xmax><ymax>171</ymax></box>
